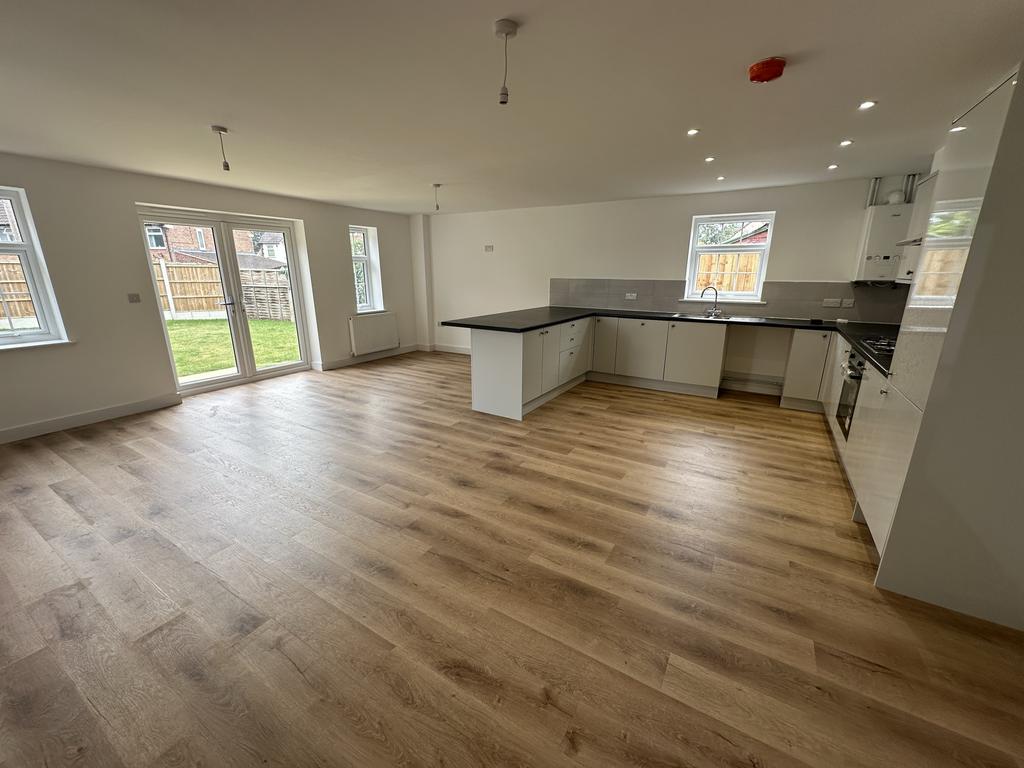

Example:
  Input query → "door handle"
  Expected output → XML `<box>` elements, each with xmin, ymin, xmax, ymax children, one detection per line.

<box><xmin>218</xmin><ymin>299</ymin><xmax>235</xmax><ymax>306</ymax></box>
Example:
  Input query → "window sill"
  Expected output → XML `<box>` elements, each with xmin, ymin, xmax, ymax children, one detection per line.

<box><xmin>0</xmin><ymin>337</ymin><xmax>73</xmax><ymax>352</ymax></box>
<box><xmin>678</xmin><ymin>298</ymin><xmax>767</xmax><ymax>305</ymax></box>
<box><xmin>356</xmin><ymin>308</ymin><xmax>388</xmax><ymax>315</ymax></box>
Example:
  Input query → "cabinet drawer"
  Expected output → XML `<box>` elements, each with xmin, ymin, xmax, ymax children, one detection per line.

<box><xmin>560</xmin><ymin>318</ymin><xmax>592</xmax><ymax>351</ymax></box>
<box><xmin>558</xmin><ymin>346</ymin><xmax>588</xmax><ymax>385</ymax></box>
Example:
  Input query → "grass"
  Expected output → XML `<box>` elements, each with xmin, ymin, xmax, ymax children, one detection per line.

<box><xmin>166</xmin><ymin>319</ymin><xmax>300</xmax><ymax>378</ymax></box>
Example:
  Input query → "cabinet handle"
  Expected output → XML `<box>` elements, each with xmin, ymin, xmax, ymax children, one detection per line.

<box><xmin>671</xmin><ymin>323</ymin><xmax>676</xmax><ymax>328</ymax></box>
<box><xmin>822</xmin><ymin>333</ymin><xmax>828</xmax><ymax>338</ymax></box>
<box><xmin>640</xmin><ymin>322</ymin><xmax>646</xmax><ymax>326</ymax></box>
<box><xmin>880</xmin><ymin>388</ymin><xmax>888</xmax><ymax>395</ymax></box>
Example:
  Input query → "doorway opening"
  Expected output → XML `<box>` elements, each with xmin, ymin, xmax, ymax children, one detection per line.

<box><xmin>140</xmin><ymin>210</ymin><xmax>308</xmax><ymax>392</ymax></box>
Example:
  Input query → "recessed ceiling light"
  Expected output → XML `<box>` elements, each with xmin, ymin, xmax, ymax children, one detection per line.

<box><xmin>839</xmin><ymin>139</ymin><xmax>854</xmax><ymax>147</ymax></box>
<box><xmin>704</xmin><ymin>156</ymin><xmax>715</xmax><ymax>163</ymax></box>
<box><xmin>858</xmin><ymin>100</ymin><xmax>877</xmax><ymax>110</ymax></box>
<box><xmin>1013</xmin><ymin>79</ymin><xmax>1019</xmax><ymax>86</ymax></box>
<box><xmin>716</xmin><ymin>176</ymin><xmax>726</xmax><ymax>181</ymax></box>
<box><xmin>827</xmin><ymin>163</ymin><xmax>839</xmax><ymax>170</ymax></box>
<box><xmin>687</xmin><ymin>128</ymin><xmax>700</xmax><ymax>136</ymax></box>
<box><xmin>949</xmin><ymin>125</ymin><xmax>967</xmax><ymax>133</ymax></box>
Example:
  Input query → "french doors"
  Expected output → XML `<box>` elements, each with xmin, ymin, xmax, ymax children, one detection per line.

<box><xmin>140</xmin><ymin>211</ymin><xmax>307</xmax><ymax>392</ymax></box>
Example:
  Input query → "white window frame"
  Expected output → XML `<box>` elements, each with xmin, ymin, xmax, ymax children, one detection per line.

<box><xmin>0</xmin><ymin>186</ymin><xmax>68</xmax><ymax>348</ymax></box>
<box><xmin>195</xmin><ymin>227</ymin><xmax>207</xmax><ymax>250</ymax></box>
<box><xmin>146</xmin><ymin>224</ymin><xmax>166</xmax><ymax>249</ymax></box>
<box><xmin>908</xmin><ymin>198</ymin><xmax>981</xmax><ymax>309</ymax></box>
<box><xmin>349</xmin><ymin>225</ymin><xmax>384</xmax><ymax>313</ymax></box>
<box><xmin>684</xmin><ymin>211</ymin><xmax>775</xmax><ymax>302</ymax></box>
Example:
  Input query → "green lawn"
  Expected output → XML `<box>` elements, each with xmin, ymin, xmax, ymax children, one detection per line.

<box><xmin>166</xmin><ymin>319</ymin><xmax>300</xmax><ymax>378</ymax></box>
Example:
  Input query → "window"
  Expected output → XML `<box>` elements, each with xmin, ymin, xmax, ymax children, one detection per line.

<box><xmin>0</xmin><ymin>187</ymin><xmax>67</xmax><ymax>347</ymax></box>
<box><xmin>349</xmin><ymin>225</ymin><xmax>383</xmax><ymax>312</ymax></box>
<box><xmin>146</xmin><ymin>225</ymin><xmax>166</xmax><ymax>249</ymax></box>
<box><xmin>909</xmin><ymin>199</ymin><xmax>981</xmax><ymax>308</ymax></box>
<box><xmin>195</xmin><ymin>227</ymin><xmax>207</xmax><ymax>250</ymax></box>
<box><xmin>684</xmin><ymin>212</ymin><xmax>775</xmax><ymax>301</ymax></box>
<box><xmin>263</xmin><ymin>243</ymin><xmax>278</xmax><ymax>260</ymax></box>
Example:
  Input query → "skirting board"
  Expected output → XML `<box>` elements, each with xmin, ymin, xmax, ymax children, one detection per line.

<box><xmin>587</xmin><ymin>372</ymin><xmax>719</xmax><ymax>399</ymax></box>
<box><xmin>433</xmin><ymin>344</ymin><xmax>470</xmax><ymax>355</ymax></box>
<box><xmin>720</xmin><ymin>372</ymin><xmax>784</xmax><ymax>396</ymax></box>
<box><xmin>780</xmin><ymin>396</ymin><xmax>824</xmax><ymax>413</ymax></box>
<box><xmin>315</xmin><ymin>344</ymin><xmax>419</xmax><ymax>371</ymax></box>
<box><xmin>1</xmin><ymin>393</ymin><xmax>182</xmax><ymax>445</ymax></box>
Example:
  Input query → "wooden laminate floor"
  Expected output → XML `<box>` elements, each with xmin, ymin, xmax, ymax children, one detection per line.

<box><xmin>1</xmin><ymin>352</ymin><xmax>1022</xmax><ymax>767</ymax></box>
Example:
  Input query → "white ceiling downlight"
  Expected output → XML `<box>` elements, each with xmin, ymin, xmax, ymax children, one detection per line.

<box><xmin>858</xmin><ymin>100</ymin><xmax>877</xmax><ymax>110</ymax></box>
<box><xmin>687</xmin><ymin>128</ymin><xmax>700</xmax><ymax>136</ymax></box>
<box><xmin>949</xmin><ymin>125</ymin><xmax>967</xmax><ymax>132</ymax></box>
<box><xmin>827</xmin><ymin>163</ymin><xmax>839</xmax><ymax>170</ymax></box>
<box><xmin>839</xmin><ymin>139</ymin><xmax>854</xmax><ymax>147</ymax></box>
<box><xmin>704</xmin><ymin>156</ymin><xmax>715</xmax><ymax>163</ymax></box>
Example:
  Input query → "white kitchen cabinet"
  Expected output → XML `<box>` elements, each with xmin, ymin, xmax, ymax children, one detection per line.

<box><xmin>663</xmin><ymin>322</ymin><xmax>726</xmax><ymax>389</ymax></box>
<box><xmin>540</xmin><ymin>326</ymin><xmax>561</xmax><ymax>393</ymax></box>
<box><xmin>614</xmin><ymin>318</ymin><xmax>668</xmax><ymax>380</ymax></box>
<box><xmin>897</xmin><ymin>173</ymin><xmax>937</xmax><ymax>283</ymax></box>
<box><xmin>558</xmin><ymin>346</ymin><xmax>589</xmax><ymax>384</ymax></box>
<box><xmin>560</xmin><ymin>317</ymin><xmax>592</xmax><ymax>351</ymax></box>
<box><xmin>592</xmin><ymin>316</ymin><xmax>618</xmax><ymax>373</ymax></box>
<box><xmin>522</xmin><ymin>329</ymin><xmax>544</xmax><ymax>404</ymax></box>
<box><xmin>845</xmin><ymin>367</ymin><xmax>922</xmax><ymax>554</ymax></box>
<box><xmin>782</xmin><ymin>330</ymin><xmax>832</xmax><ymax>403</ymax></box>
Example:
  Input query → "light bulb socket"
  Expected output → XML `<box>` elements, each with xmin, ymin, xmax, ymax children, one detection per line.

<box><xmin>222</xmin><ymin>160</ymin><xmax>230</xmax><ymax>172</ymax></box>
<box><xmin>499</xmin><ymin>85</ymin><xmax>509</xmax><ymax>105</ymax></box>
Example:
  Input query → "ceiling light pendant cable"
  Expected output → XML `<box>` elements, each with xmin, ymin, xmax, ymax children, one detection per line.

<box><xmin>433</xmin><ymin>183</ymin><xmax>442</xmax><ymax>212</ymax></box>
<box><xmin>211</xmin><ymin>125</ymin><xmax>230</xmax><ymax>171</ymax></box>
<box><xmin>494</xmin><ymin>18</ymin><xmax>519</xmax><ymax>105</ymax></box>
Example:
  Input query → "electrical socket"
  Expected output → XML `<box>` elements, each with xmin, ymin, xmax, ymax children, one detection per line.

<box><xmin>822</xmin><ymin>298</ymin><xmax>842</xmax><ymax>308</ymax></box>
<box><xmin>841</xmin><ymin>298</ymin><xmax>855</xmax><ymax>308</ymax></box>
<box><xmin>484</xmin><ymin>244</ymin><xmax>494</xmax><ymax>253</ymax></box>
<box><xmin>127</xmin><ymin>293</ymin><xmax>141</xmax><ymax>304</ymax></box>
<box><xmin>625</xmin><ymin>292</ymin><xmax>638</xmax><ymax>300</ymax></box>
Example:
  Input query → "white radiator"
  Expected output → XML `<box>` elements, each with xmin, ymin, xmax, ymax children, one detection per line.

<box><xmin>349</xmin><ymin>312</ymin><xmax>399</xmax><ymax>356</ymax></box>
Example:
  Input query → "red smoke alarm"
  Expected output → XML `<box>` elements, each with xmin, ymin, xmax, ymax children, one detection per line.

<box><xmin>748</xmin><ymin>57</ymin><xmax>786</xmax><ymax>83</ymax></box>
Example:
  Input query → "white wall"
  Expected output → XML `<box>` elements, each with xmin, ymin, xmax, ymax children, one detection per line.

<box><xmin>875</xmin><ymin>79</ymin><xmax>1024</xmax><ymax>630</ymax></box>
<box><xmin>0</xmin><ymin>152</ymin><xmax>414</xmax><ymax>440</ymax></box>
<box><xmin>428</xmin><ymin>178</ymin><xmax>872</xmax><ymax>350</ymax></box>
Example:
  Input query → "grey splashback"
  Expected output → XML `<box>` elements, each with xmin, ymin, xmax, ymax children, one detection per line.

<box><xmin>549</xmin><ymin>278</ymin><xmax>908</xmax><ymax>324</ymax></box>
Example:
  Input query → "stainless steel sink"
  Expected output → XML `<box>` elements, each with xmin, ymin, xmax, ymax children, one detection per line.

<box><xmin>671</xmin><ymin>312</ymin><xmax>730</xmax><ymax>321</ymax></box>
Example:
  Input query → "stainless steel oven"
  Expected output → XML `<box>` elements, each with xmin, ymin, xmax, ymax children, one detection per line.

<box><xmin>836</xmin><ymin>351</ymin><xmax>866</xmax><ymax>440</ymax></box>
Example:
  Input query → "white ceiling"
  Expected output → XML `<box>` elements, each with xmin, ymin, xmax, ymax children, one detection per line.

<box><xmin>4</xmin><ymin>0</ymin><xmax>1022</xmax><ymax>213</ymax></box>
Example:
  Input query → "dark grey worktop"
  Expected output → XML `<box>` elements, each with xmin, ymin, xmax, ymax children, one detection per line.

<box><xmin>441</xmin><ymin>306</ymin><xmax>899</xmax><ymax>375</ymax></box>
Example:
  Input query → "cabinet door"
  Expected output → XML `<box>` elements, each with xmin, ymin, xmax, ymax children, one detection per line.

<box><xmin>593</xmin><ymin>316</ymin><xmax>618</xmax><ymax>373</ymax></box>
<box><xmin>663</xmin><ymin>322</ymin><xmax>726</xmax><ymax>387</ymax></box>
<box><xmin>844</xmin><ymin>365</ymin><xmax>880</xmax><ymax>503</ymax></box>
<box><xmin>782</xmin><ymin>330</ymin><xmax>832</xmax><ymax>401</ymax></box>
<box><xmin>614</xmin><ymin>319</ymin><xmax>668</xmax><ymax>380</ymax></box>
<box><xmin>522</xmin><ymin>330</ymin><xmax>544</xmax><ymax>404</ymax></box>
<box><xmin>541</xmin><ymin>328</ymin><xmax>561</xmax><ymax>393</ymax></box>
<box><xmin>558</xmin><ymin>347</ymin><xmax>588</xmax><ymax>385</ymax></box>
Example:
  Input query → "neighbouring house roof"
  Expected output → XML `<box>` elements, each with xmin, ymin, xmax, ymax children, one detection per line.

<box><xmin>151</xmin><ymin>250</ymin><xmax>285</xmax><ymax>270</ymax></box>
<box><xmin>722</xmin><ymin>223</ymin><xmax>769</xmax><ymax>245</ymax></box>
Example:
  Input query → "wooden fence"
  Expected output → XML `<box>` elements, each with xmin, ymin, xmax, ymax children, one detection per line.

<box><xmin>0</xmin><ymin>258</ymin><xmax>35</xmax><ymax>319</ymax></box>
<box><xmin>152</xmin><ymin>262</ymin><xmax>294</xmax><ymax>321</ymax></box>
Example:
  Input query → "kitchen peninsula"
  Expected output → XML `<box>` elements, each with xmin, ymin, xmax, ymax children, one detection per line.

<box><xmin>442</xmin><ymin>305</ymin><xmax>897</xmax><ymax>420</ymax></box>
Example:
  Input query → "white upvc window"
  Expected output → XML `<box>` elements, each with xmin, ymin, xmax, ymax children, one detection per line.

<box><xmin>684</xmin><ymin>211</ymin><xmax>775</xmax><ymax>302</ymax></box>
<box><xmin>195</xmin><ymin>227</ymin><xmax>207</xmax><ymax>250</ymax></box>
<box><xmin>908</xmin><ymin>198</ymin><xmax>982</xmax><ymax>309</ymax></box>
<box><xmin>146</xmin><ymin>225</ymin><xmax>166</xmax><ymax>249</ymax></box>
<box><xmin>0</xmin><ymin>186</ymin><xmax>68</xmax><ymax>347</ymax></box>
<box><xmin>349</xmin><ymin>225</ymin><xmax>384</xmax><ymax>312</ymax></box>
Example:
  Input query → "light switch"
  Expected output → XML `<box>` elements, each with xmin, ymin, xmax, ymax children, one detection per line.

<box><xmin>625</xmin><ymin>292</ymin><xmax>638</xmax><ymax>300</ymax></box>
<box><xmin>127</xmin><ymin>293</ymin><xmax>142</xmax><ymax>304</ymax></box>
<box><xmin>822</xmin><ymin>298</ymin><xmax>841</xmax><ymax>308</ymax></box>
<box><xmin>841</xmin><ymin>298</ymin><xmax>855</xmax><ymax>308</ymax></box>
<box><xmin>484</xmin><ymin>244</ymin><xmax>494</xmax><ymax>253</ymax></box>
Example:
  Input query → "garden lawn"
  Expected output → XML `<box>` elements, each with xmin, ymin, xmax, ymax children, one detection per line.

<box><xmin>165</xmin><ymin>319</ymin><xmax>300</xmax><ymax>378</ymax></box>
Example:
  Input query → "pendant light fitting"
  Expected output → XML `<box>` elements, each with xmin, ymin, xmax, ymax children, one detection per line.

<box><xmin>211</xmin><ymin>125</ymin><xmax>231</xmax><ymax>171</ymax></box>
<box><xmin>494</xmin><ymin>18</ymin><xmax>519</xmax><ymax>105</ymax></box>
<box><xmin>433</xmin><ymin>183</ymin><xmax>442</xmax><ymax>212</ymax></box>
